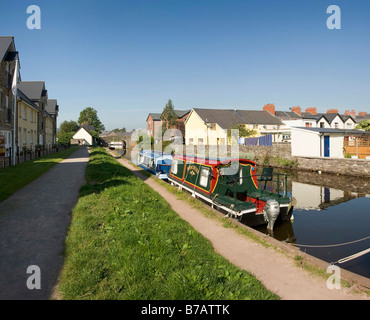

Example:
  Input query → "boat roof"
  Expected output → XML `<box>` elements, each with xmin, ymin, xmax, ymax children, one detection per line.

<box><xmin>172</xmin><ymin>154</ymin><xmax>256</xmax><ymax>166</ymax></box>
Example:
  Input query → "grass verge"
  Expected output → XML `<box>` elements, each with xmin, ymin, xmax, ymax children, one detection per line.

<box><xmin>58</xmin><ymin>147</ymin><xmax>278</xmax><ymax>300</ymax></box>
<box><xmin>0</xmin><ymin>146</ymin><xmax>78</xmax><ymax>203</ymax></box>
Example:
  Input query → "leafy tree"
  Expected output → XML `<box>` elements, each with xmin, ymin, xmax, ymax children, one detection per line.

<box><xmin>59</xmin><ymin>120</ymin><xmax>79</xmax><ymax>134</ymax></box>
<box><xmin>227</xmin><ymin>123</ymin><xmax>257</xmax><ymax>139</ymax></box>
<box><xmin>112</xmin><ymin>128</ymin><xmax>126</xmax><ymax>133</ymax></box>
<box><xmin>57</xmin><ymin>132</ymin><xmax>74</xmax><ymax>144</ymax></box>
<box><xmin>78</xmin><ymin>107</ymin><xmax>105</xmax><ymax>133</ymax></box>
<box><xmin>89</xmin><ymin>130</ymin><xmax>100</xmax><ymax>139</ymax></box>
<box><xmin>355</xmin><ymin>120</ymin><xmax>370</xmax><ymax>132</ymax></box>
<box><xmin>161</xmin><ymin>99</ymin><xmax>178</xmax><ymax>129</ymax></box>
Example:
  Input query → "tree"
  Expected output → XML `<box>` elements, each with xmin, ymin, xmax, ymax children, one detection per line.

<box><xmin>112</xmin><ymin>128</ymin><xmax>126</xmax><ymax>133</ymax></box>
<box><xmin>59</xmin><ymin>120</ymin><xmax>79</xmax><ymax>134</ymax></box>
<box><xmin>227</xmin><ymin>123</ymin><xmax>257</xmax><ymax>139</ymax></box>
<box><xmin>57</xmin><ymin>120</ymin><xmax>79</xmax><ymax>145</ymax></box>
<box><xmin>57</xmin><ymin>132</ymin><xmax>74</xmax><ymax>144</ymax></box>
<box><xmin>78</xmin><ymin>107</ymin><xmax>105</xmax><ymax>133</ymax></box>
<box><xmin>161</xmin><ymin>99</ymin><xmax>178</xmax><ymax>129</ymax></box>
<box><xmin>355</xmin><ymin>120</ymin><xmax>370</xmax><ymax>132</ymax></box>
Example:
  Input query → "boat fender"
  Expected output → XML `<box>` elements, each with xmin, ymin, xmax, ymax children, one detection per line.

<box><xmin>263</xmin><ymin>199</ymin><xmax>280</xmax><ymax>231</ymax></box>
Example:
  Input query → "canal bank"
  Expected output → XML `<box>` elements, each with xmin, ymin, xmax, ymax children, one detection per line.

<box><xmin>110</xmin><ymin>149</ymin><xmax>370</xmax><ymax>300</ymax></box>
<box><xmin>119</xmin><ymin>147</ymin><xmax>370</xmax><ymax>279</ymax></box>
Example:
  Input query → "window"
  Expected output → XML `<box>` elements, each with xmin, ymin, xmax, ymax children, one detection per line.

<box><xmin>189</xmin><ymin>138</ymin><xmax>194</xmax><ymax>144</ymax></box>
<box><xmin>171</xmin><ymin>159</ymin><xmax>178</xmax><ymax>174</ymax></box>
<box><xmin>346</xmin><ymin>122</ymin><xmax>352</xmax><ymax>128</ymax></box>
<box><xmin>0</xmin><ymin>91</ymin><xmax>2</xmax><ymax>110</ymax></box>
<box><xmin>320</xmin><ymin>122</ymin><xmax>325</xmax><ymax>128</ymax></box>
<box><xmin>30</xmin><ymin>130</ymin><xmax>33</xmax><ymax>144</ymax></box>
<box><xmin>23</xmin><ymin>128</ymin><xmax>26</xmax><ymax>144</ymax></box>
<box><xmin>198</xmin><ymin>138</ymin><xmax>204</xmax><ymax>145</ymax></box>
<box><xmin>305</xmin><ymin>122</ymin><xmax>312</xmax><ymax>128</ymax></box>
<box><xmin>238</xmin><ymin>168</ymin><xmax>243</xmax><ymax>185</ymax></box>
<box><xmin>199</xmin><ymin>167</ymin><xmax>210</xmax><ymax>187</ymax></box>
<box><xmin>334</xmin><ymin>122</ymin><xmax>339</xmax><ymax>129</ymax></box>
<box><xmin>23</xmin><ymin>106</ymin><xmax>27</xmax><ymax>120</ymax></box>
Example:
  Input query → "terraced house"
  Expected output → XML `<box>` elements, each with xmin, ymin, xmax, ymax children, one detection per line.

<box><xmin>0</xmin><ymin>36</ymin><xmax>17</xmax><ymax>155</ymax></box>
<box><xmin>46</xmin><ymin>99</ymin><xmax>59</xmax><ymax>146</ymax></box>
<box><xmin>1</xmin><ymin>36</ymin><xmax>60</xmax><ymax>159</ymax></box>
<box><xmin>16</xmin><ymin>88</ymin><xmax>38</xmax><ymax>151</ymax></box>
<box><xmin>17</xmin><ymin>81</ymin><xmax>50</xmax><ymax>147</ymax></box>
<box><xmin>185</xmin><ymin>108</ymin><xmax>284</xmax><ymax>145</ymax></box>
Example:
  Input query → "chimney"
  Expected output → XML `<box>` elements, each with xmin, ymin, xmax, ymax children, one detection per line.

<box><xmin>327</xmin><ymin>108</ymin><xmax>338</xmax><ymax>114</ymax></box>
<box><xmin>263</xmin><ymin>104</ymin><xmax>275</xmax><ymax>116</ymax></box>
<box><xmin>305</xmin><ymin>107</ymin><xmax>317</xmax><ymax>115</ymax></box>
<box><xmin>291</xmin><ymin>106</ymin><xmax>301</xmax><ymax>115</ymax></box>
<box><xmin>344</xmin><ymin>109</ymin><xmax>356</xmax><ymax>117</ymax></box>
<box><xmin>358</xmin><ymin>112</ymin><xmax>368</xmax><ymax>116</ymax></box>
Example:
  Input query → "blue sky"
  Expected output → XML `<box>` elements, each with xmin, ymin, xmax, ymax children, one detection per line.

<box><xmin>1</xmin><ymin>0</ymin><xmax>370</xmax><ymax>131</ymax></box>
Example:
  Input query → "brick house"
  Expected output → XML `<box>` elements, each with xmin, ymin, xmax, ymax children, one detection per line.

<box><xmin>146</xmin><ymin>110</ymin><xmax>190</xmax><ymax>142</ymax></box>
<box><xmin>0</xmin><ymin>36</ymin><xmax>17</xmax><ymax>155</ymax></box>
<box><xmin>146</xmin><ymin>113</ymin><xmax>162</xmax><ymax>140</ymax></box>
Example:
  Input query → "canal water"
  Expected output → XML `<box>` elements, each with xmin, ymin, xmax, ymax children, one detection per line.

<box><xmin>255</xmin><ymin>168</ymin><xmax>370</xmax><ymax>279</ymax></box>
<box><xmin>116</xmin><ymin>148</ymin><xmax>370</xmax><ymax>279</ymax></box>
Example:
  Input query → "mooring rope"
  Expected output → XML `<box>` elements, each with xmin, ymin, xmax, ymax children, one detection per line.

<box><xmin>336</xmin><ymin>248</ymin><xmax>370</xmax><ymax>265</ymax></box>
<box><xmin>291</xmin><ymin>235</ymin><xmax>370</xmax><ymax>248</ymax></box>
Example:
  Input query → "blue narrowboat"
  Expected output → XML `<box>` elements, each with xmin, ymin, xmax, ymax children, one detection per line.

<box><xmin>137</xmin><ymin>150</ymin><xmax>173</xmax><ymax>180</ymax></box>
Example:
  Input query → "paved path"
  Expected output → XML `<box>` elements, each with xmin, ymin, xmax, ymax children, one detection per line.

<box><xmin>115</xmin><ymin>155</ymin><xmax>369</xmax><ymax>300</ymax></box>
<box><xmin>0</xmin><ymin>147</ymin><xmax>89</xmax><ymax>300</ymax></box>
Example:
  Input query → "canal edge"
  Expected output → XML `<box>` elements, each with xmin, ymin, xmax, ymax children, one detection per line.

<box><xmin>109</xmin><ymin>149</ymin><xmax>370</xmax><ymax>298</ymax></box>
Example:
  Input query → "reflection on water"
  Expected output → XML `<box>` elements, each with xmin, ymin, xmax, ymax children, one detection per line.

<box><xmin>254</xmin><ymin>168</ymin><xmax>370</xmax><ymax>279</ymax></box>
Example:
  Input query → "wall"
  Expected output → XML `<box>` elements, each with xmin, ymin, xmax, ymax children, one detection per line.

<box><xmin>17</xmin><ymin>100</ymin><xmax>38</xmax><ymax>150</ymax></box>
<box><xmin>45</xmin><ymin>116</ymin><xmax>54</xmax><ymax>147</ymax></box>
<box><xmin>185</xmin><ymin>110</ymin><xmax>207</xmax><ymax>145</ymax></box>
<box><xmin>295</xmin><ymin>156</ymin><xmax>370</xmax><ymax>177</ymax></box>
<box><xmin>330</xmin><ymin>135</ymin><xmax>344</xmax><ymax>158</ymax></box>
<box><xmin>0</xmin><ymin>56</ymin><xmax>14</xmax><ymax>149</ymax></box>
<box><xmin>291</xmin><ymin>129</ymin><xmax>320</xmax><ymax>157</ymax></box>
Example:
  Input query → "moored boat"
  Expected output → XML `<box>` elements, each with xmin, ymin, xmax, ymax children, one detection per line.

<box><xmin>137</xmin><ymin>150</ymin><xmax>173</xmax><ymax>180</ymax></box>
<box><xmin>168</xmin><ymin>155</ymin><xmax>294</xmax><ymax>230</ymax></box>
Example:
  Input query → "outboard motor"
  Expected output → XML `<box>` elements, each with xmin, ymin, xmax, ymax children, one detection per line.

<box><xmin>263</xmin><ymin>199</ymin><xmax>280</xmax><ymax>231</ymax></box>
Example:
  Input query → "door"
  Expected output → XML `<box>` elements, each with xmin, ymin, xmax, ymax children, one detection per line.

<box><xmin>324</xmin><ymin>136</ymin><xmax>330</xmax><ymax>157</ymax></box>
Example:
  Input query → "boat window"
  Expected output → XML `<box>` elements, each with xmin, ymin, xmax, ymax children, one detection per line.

<box><xmin>199</xmin><ymin>167</ymin><xmax>210</xmax><ymax>187</ymax></box>
<box><xmin>238</xmin><ymin>168</ymin><xmax>243</xmax><ymax>185</ymax></box>
<box><xmin>171</xmin><ymin>160</ymin><xmax>178</xmax><ymax>174</ymax></box>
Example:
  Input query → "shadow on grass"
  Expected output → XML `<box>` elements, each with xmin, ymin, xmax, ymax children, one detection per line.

<box><xmin>80</xmin><ymin>178</ymin><xmax>132</xmax><ymax>197</ymax></box>
<box><xmin>79</xmin><ymin>148</ymin><xmax>138</xmax><ymax>197</ymax></box>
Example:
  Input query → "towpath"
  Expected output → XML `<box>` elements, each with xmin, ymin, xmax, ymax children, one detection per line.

<box><xmin>0</xmin><ymin>147</ymin><xmax>89</xmax><ymax>300</ymax></box>
<box><xmin>114</xmin><ymin>155</ymin><xmax>369</xmax><ymax>300</ymax></box>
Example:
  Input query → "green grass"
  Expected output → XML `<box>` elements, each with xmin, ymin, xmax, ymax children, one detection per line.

<box><xmin>58</xmin><ymin>147</ymin><xmax>278</xmax><ymax>300</ymax></box>
<box><xmin>0</xmin><ymin>147</ymin><xmax>78</xmax><ymax>203</ymax></box>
